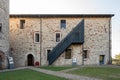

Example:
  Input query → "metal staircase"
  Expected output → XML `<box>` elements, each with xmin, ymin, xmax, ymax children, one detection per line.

<box><xmin>48</xmin><ymin>20</ymin><xmax>84</xmax><ymax>65</ymax></box>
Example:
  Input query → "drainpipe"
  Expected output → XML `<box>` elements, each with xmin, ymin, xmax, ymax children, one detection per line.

<box><xmin>109</xmin><ymin>18</ymin><xmax>112</xmax><ymax>64</ymax></box>
<box><xmin>40</xmin><ymin>17</ymin><xmax>42</xmax><ymax>66</ymax></box>
<box><xmin>82</xmin><ymin>18</ymin><xmax>85</xmax><ymax>65</ymax></box>
<box><xmin>82</xmin><ymin>44</ymin><xmax>84</xmax><ymax>65</ymax></box>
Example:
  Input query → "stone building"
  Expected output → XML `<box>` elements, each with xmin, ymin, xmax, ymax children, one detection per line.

<box><xmin>0</xmin><ymin>0</ymin><xmax>9</xmax><ymax>69</ymax></box>
<box><xmin>10</xmin><ymin>14</ymin><xmax>114</xmax><ymax>67</ymax></box>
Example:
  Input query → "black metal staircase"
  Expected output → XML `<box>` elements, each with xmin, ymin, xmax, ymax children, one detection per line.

<box><xmin>48</xmin><ymin>20</ymin><xmax>84</xmax><ymax>65</ymax></box>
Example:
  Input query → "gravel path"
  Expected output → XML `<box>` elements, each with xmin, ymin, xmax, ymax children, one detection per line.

<box><xmin>1</xmin><ymin>65</ymin><xmax>119</xmax><ymax>80</ymax></box>
<box><xmin>0</xmin><ymin>67</ymin><xmax>28</xmax><ymax>72</ymax></box>
<box><xmin>29</xmin><ymin>67</ymin><xmax>101</xmax><ymax>80</ymax></box>
<box><xmin>0</xmin><ymin>66</ymin><xmax>102</xmax><ymax>80</ymax></box>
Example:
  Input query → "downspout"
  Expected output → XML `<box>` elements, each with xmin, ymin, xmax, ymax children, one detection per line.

<box><xmin>40</xmin><ymin>17</ymin><xmax>42</xmax><ymax>66</ymax></box>
<box><xmin>109</xmin><ymin>18</ymin><xmax>112</xmax><ymax>64</ymax></box>
<box><xmin>82</xmin><ymin>18</ymin><xmax>85</xmax><ymax>65</ymax></box>
<box><xmin>82</xmin><ymin>45</ymin><xmax>84</xmax><ymax>65</ymax></box>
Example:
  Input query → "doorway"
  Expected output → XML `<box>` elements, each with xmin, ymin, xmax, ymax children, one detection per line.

<box><xmin>27</xmin><ymin>54</ymin><xmax>34</xmax><ymax>66</ymax></box>
<box><xmin>0</xmin><ymin>55</ymin><xmax>2</xmax><ymax>69</ymax></box>
<box><xmin>99</xmin><ymin>55</ymin><xmax>105</xmax><ymax>65</ymax></box>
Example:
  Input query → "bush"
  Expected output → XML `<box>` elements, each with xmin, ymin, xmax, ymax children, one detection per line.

<box><xmin>112</xmin><ymin>59</ymin><xmax>120</xmax><ymax>65</ymax></box>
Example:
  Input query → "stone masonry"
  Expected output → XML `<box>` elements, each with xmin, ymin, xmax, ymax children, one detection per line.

<box><xmin>9</xmin><ymin>15</ymin><xmax>113</xmax><ymax>67</ymax></box>
<box><xmin>0</xmin><ymin>0</ymin><xmax>9</xmax><ymax>69</ymax></box>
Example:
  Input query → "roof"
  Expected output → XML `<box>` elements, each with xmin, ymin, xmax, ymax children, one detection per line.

<box><xmin>10</xmin><ymin>14</ymin><xmax>114</xmax><ymax>18</ymax></box>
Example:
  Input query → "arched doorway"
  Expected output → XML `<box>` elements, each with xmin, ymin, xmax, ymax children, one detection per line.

<box><xmin>27</xmin><ymin>54</ymin><xmax>34</xmax><ymax>66</ymax></box>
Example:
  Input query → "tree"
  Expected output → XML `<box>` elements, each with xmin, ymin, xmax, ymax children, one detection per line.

<box><xmin>115</xmin><ymin>53</ymin><xmax>120</xmax><ymax>60</ymax></box>
<box><xmin>113</xmin><ymin>53</ymin><xmax>120</xmax><ymax>65</ymax></box>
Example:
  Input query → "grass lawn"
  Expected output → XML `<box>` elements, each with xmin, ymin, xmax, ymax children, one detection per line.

<box><xmin>40</xmin><ymin>66</ymin><xmax>73</xmax><ymax>71</ymax></box>
<box><xmin>0</xmin><ymin>69</ymin><xmax>68</xmax><ymax>80</ymax></box>
<box><xmin>68</xmin><ymin>67</ymin><xmax>120</xmax><ymax>80</ymax></box>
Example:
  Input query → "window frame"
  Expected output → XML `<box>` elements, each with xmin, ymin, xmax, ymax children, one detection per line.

<box><xmin>34</xmin><ymin>32</ymin><xmax>40</xmax><ymax>43</ymax></box>
<box><xmin>83</xmin><ymin>50</ymin><xmax>88</xmax><ymax>59</ymax></box>
<box><xmin>60</xmin><ymin>20</ymin><xmax>66</xmax><ymax>29</ymax></box>
<box><xmin>65</xmin><ymin>49</ymin><xmax>72</xmax><ymax>59</ymax></box>
<box><xmin>20</xmin><ymin>20</ymin><xmax>25</xmax><ymax>29</ymax></box>
<box><xmin>55</xmin><ymin>32</ymin><xmax>61</xmax><ymax>42</ymax></box>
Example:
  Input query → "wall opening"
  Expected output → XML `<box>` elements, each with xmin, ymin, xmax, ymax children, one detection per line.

<box><xmin>20</xmin><ymin>20</ymin><xmax>25</xmax><ymax>29</ymax></box>
<box><xmin>0</xmin><ymin>51</ymin><xmax>4</xmax><ymax>70</ymax></box>
<box><xmin>47</xmin><ymin>49</ymin><xmax>51</xmax><ymax>60</ymax></box>
<box><xmin>56</xmin><ymin>33</ymin><xmax>61</xmax><ymax>42</ymax></box>
<box><xmin>0</xmin><ymin>55</ymin><xmax>2</xmax><ymax>69</ymax></box>
<box><xmin>99</xmin><ymin>55</ymin><xmax>105</xmax><ymax>65</ymax></box>
<box><xmin>27</xmin><ymin>54</ymin><xmax>34</xmax><ymax>66</ymax></box>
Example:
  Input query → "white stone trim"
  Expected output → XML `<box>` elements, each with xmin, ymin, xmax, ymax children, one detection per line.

<box><xmin>25</xmin><ymin>52</ymin><xmax>35</xmax><ymax>60</ymax></box>
<box><xmin>34</xmin><ymin>32</ymin><xmax>40</xmax><ymax>43</ymax></box>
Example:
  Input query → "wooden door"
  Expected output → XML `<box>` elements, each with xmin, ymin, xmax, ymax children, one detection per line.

<box><xmin>27</xmin><ymin>54</ymin><xmax>34</xmax><ymax>66</ymax></box>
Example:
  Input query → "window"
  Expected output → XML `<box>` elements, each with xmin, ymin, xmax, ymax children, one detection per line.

<box><xmin>61</xmin><ymin>20</ymin><xmax>66</xmax><ymax>29</ymax></box>
<box><xmin>56</xmin><ymin>33</ymin><xmax>60</xmax><ymax>42</ymax></box>
<box><xmin>65</xmin><ymin>49</ymin><xmax>71</xmax><ymax>59</ymax></box>
<box><xmin>0</xmin><ymin>23</ymin><xmax>2</xmax><ymax>32</ymax></box>
<box><xmin>47</xmin><ymin>50</ymin><xmax>51</xmax><ymax>54</ymax></box>
<box><xmin>34</xmin><ymin>32</ymin><xmax>40</xmax><ymax>43</ymax></box>
<box><xmin>83</xmin><ymin>50</ymin><xmax>88</xmax><ymax>59</ymax></box>
<box><xmin>20</xmin><ymin>20</ymin><xmax>25</xmax><ymax>29</ymax></box>
<box><xmin>47</xmin><ymin>50</ymin><xmax>51</xmax><ymax>60</ymax></box>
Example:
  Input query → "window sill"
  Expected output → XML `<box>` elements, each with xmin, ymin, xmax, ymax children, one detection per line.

<box><xmin>34</xmin><ymin>42</ymin><xmax>40</xmax><ymax>44</ymax></box>
<box><xmin>83</xmin><ymin>58</ymin><xmax>88</xmax><ymax>61</ymax></box>
<box><xmin>65</xmin><ymin>58</ymin><xmax>71</xmax><ymax>59</ymax></box>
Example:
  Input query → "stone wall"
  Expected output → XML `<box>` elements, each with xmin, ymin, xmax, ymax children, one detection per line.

<box><xmin>10</xmin><ymin>16</ymin><xmax>111</xmax><ymax>67</ymax></box>
<box><xmin>84</xmin><ymin>18</ymin><xmax>111</xmax><ymax>65</ymax></box>
<box><xmin>10</xmin><ymin>18</ymin><xmax>41</xmax><ymax>67</ymax></box>
<box><xmin>41</xmin><ymin>18</ymin><xmax>83</xmax><ymax>65</ymax></box>
<box><xmin>53</xmin><ymin>18</ymin><xmax>111</xmax><ymax>66</ymax></box>
<box><xmin>0</xmin><ymin>0</ymin><xmax>9</xmax><ymax>69</ymax></box>
<box><xmin>53</xmin><ymin>44</ymin><xmax>83</xmax><ymax>66</ymax></box>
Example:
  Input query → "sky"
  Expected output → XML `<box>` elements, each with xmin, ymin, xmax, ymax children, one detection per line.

<box><xmin>10</xmin><ymin>0</ymin><xmax>120</xmax><ymax>58</ymax></box>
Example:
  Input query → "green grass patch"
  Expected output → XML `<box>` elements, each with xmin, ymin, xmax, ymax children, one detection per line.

<box><xmin>68</xmin><ymin>67</ymin><xmax>120</xmax><ymax>80</ymax></box>
<box><xmin>0</xmin><ymin>69</ymin><xmax>68</xmax><ymax>80</ymax></box>
<box><xmin>40</xmin><ymin>66</ymin><xmax>73</xmax><ymax>71</ymax></box>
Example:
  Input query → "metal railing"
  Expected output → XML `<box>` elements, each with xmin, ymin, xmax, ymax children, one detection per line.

<box><xmin>48</xmin><ymin>20</ymin><xmax>84</xmax><ymax>65</ymax></box>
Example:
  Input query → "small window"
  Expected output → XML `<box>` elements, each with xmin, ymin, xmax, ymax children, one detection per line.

<box><xmin>47</xmin><ymin>50</ymin><xmax>51</xmax><ymax>54</ymax></box>
<box><xmin>65</xmin><ymin>49</ymin><xmax>71</xmax><ymax>59</ymax></box>
<box><xmin>20</xmin><ymin>20</ymin><xmax>25</xmax><ymax>29</ymax></box>
<box><xmin>0</xmin><ymin>23</ymin><xmax>2</xmax><ymax>32</ymax></box>
<box><xmin>83</xmin><ymin>50</ymin><xmax>88</xmax><ymax>58</ymax></box>
<box><xmin>47</xmin><ymin>50</ymin><xmax>51</xmax><ymax>60</ymax></box>
<box><xmin>34</xmin><ymin>32</ymin><xmax>40</xmax><ymax>43</ymax></box>
<box><xmin>56</xmin><ymin>33</ymin><xmax>60</xmax><ymax>42</ymax></box>
<box><xmin>61</xmin><ymin>20</ymin><xmax>66</xmax><ymax>29</ymax></box>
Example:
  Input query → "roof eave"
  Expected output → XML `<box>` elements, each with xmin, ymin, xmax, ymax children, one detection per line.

<box><xmin>10</xmin><ymin>14</ymin><xmax>114</xmax><ymax>18</ymax></box>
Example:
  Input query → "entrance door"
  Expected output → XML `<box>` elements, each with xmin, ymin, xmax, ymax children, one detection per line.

<box><xmin>0</xmin><ymin>55</ymin><xmax>2</xmax><ymax>69</ymax></box>
<box><xmin>27</xmin><ymin>54</ymin><xmax>34</xmax><ymax>66</ymax></box>
<box><xmin>99</xmin><ymin>55</ymin><xmax>105</xmax><ymax>65</ymax></box>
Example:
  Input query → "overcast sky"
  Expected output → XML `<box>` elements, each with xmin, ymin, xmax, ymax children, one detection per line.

<box><xmin>10</xmin><ymin>0</ymin><xmax>120</xmax><ymax>58</ymax></box>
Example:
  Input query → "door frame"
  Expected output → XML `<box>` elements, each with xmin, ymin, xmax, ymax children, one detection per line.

<box><xmin>27</xmin><ymin>54</ymin><xmax>34</xmax><ymax>66</ymax></box>
<box><xmin>99</xmin><ymin>55</ymin><xmax>105</xmax><ymax>65</ymax></box>
<box><xmin>0</xmin><ymin>55</ymin><xmax>2</xmax><ymax>69</ymax></box>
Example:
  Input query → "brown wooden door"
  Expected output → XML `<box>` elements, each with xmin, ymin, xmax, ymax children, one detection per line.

<box><xmin>27</xmin><ymin>54</ymin><xmax>34</xmax><ymax>66</ymax></box>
